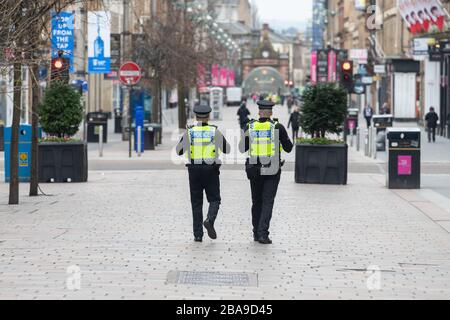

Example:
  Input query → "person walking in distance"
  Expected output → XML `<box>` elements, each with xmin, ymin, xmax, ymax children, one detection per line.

<box><xmin>364</xmin><ymin>104</ymin><xmax>374</xmax><ymax>128</ymax></box>
<box><xmin>176</xmin><ymin>104</ymin><xmax>231</xmax><ymax>242</ymax></box>
<box><xmin>287</xmin><ymin>95</ymin><xmax>294</xmax><ymax>114</ymax></box>
<box><xmin>239</xmin><ymin>100</ymin><xmax>293</xmax><ymax>244</ymax></box>
<box><xmin>288</xmin><ymin>106</ymin><xmax>301</xmax><ymax>142</ymax></box>
<box><xmin>425</xmin><ymin>107</ymin><xmax>439</xmax><ymax>143</ymax></box>
<box><xmin>237</xmin><ymin>97</ymin><xmax>251</xmax><ymax>131</ymax></box>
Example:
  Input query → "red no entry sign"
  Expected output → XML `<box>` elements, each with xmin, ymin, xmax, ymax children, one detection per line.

<box><xmin>119</xmin><ymin>61</ymin><xmax>142</xmax><ymax>86</ymax></box>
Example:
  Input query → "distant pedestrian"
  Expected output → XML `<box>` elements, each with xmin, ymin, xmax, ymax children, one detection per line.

<box><xmin>364</xmin><ymin>104</ymin><xmax>374</xmax><ymax>128</ymax></box>
<box><xmin>237</xmin><ymin>98</ymin><xmax>251</xmax><ymax>130</ymax></box>
<box><xmin>287</xmin><ymin>96</ymin><xmax>294</xmax><ymax>114</ymax></box>
<box><xmin>425</xmin><ymin>107</ymin><xmax>439</xmax><ymax>143</ymax></box>
<box><xmin>288</xmin><ymin>107</ymin><xmax>300</xmax><ymax>141</ymax></box>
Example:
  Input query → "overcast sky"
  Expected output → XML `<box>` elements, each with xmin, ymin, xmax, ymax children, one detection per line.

<box><xmin>253</xmin><ymin>0</ymin><xmax>313</xmax><ymax>25</ymax></box>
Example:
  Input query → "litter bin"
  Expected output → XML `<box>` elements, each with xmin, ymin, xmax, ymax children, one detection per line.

<box><xmin>373</xmin><ymin>115</ymin><xmax>393</xmax><ymax>151</ymax></box>
<box><xmin>114</xmin><ymin>110</ymin><xmax>122</xmax><ymax>134</ymax></box>
<box><xmin>149</xmin><ymin>123</ymin><xmax>162</xmax><ymax>146</ymax></box>
<box><xmin>131</xmin><ymin>123</ymin><xmax>156</xmax><ymax>151</ymax></box>
<box><xmin>144</xmin><ymin>125</ymin><xmax>156</xmax><ymax>150</ymax></box>
<box><xmin>387</xmin><ymin>128</ymin><xmax>421</xmax><ymax>189</ymax></box>
<box><xmin>87</xmin><ymin>112</ymin><xmax>108</xmax><ymax>143</ymax></box>
<box><xmin>0</xmin><ymin>125</ymin><xmax>4</xmax><ymax>152</ymax></box>
<box><xmin>4</xmin><ymin>124</ymin><xmax>32</xmax><ymax>182</ymax></box>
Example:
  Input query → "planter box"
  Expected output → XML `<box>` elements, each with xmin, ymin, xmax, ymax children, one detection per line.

<box><xmin>295</xmin><ymin>143</ymin><xmax>348</xmax><ymax>185</ymax></box>
<box><xmin>38</xmin><ymin>142</ymin><xmax>88</xmax><ymax>183</ymax></box>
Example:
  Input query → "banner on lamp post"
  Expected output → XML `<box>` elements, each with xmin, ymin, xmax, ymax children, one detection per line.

<box><xmin>219</xmin><ymin>68</ymin><xmax>228</xmax><ymax>87</ymax></box>
<box><xmin>51</xmin><ymin>12</ymin><xmax>74</xmax><ymax>73</ymax></box>
<box><xmin>88</xmin><ymin>11</ymin><xmax>111</xmax><ymax>74</ymax></box>
<box><xmin>211</xmin><ymin>64</ymin><xmax>219</xmax><ymax>86</ymax></box>
<box><xmin>311</xmin><ymin>51</ymin><xmax>317</xmax><ymax>84</ymax></box>
<box><xmin>328</xmin><ymin>50</ymin><xmax>337</xmax><ymax>82</ymax></box>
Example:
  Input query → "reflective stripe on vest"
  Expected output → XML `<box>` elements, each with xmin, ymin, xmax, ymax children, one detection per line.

<box><xmin>188</xmin><ymin>125</ymin><xmax>217</xmax><ymax>161</ymax></box>
<box><xmin>249</xmin><ymin>121</ymin><xmax>276</xmax><ymax>158</ymax></box>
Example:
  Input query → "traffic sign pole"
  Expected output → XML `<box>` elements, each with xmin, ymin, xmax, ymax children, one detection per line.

<box><xmin>119</xmin><ymin>62</ymin><xmax>141</xmax><ymax>158</ymax></box>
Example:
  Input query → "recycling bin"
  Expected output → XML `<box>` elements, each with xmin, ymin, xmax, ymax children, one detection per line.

<box><xmin>345</xmin><ymin>108</ymin><xmax>359</xmax><ymax>135</ymax></box>
<box><xmin>387</xmin><ymin>128</ymin><xmax>421</xmax><ymax>189</ymax></box>
<box><xmin>0</xmin><ymin>125</ymin><xmax>4</xmax><ymax>152</ymax></box>
<box><xmin>4</xmin><ymin>124</ymin><xmax>32</xmax><ymax>182</ymax></box>
<box><xmin>373</xmin><ymin>115</ymin><xmax>393</xmax><ymax>151</ymax></box>
<box><xmin>86</xmin><ymin>112</ymin><xmax>108</xmax><ymax>143</ymax></box>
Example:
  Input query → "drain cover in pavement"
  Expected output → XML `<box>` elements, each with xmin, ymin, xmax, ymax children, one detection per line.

<box><xmin>167</xmin><ymin>271</ymin><xmax>258</xmax><ymax>287</ymax></box>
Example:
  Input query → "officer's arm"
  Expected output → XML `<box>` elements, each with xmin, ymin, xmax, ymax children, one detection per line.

<box><xmin>176</xmin><ymin>132</ymin><xmax>188</xmax><ymax>156</ymax></box>
<box><xmin>239</xmin><ymin>125</ymin><xmax>250</xmax><ymax>153</ymax></box>
<box><xmin>216</xmin><ymin>129</ymin><xmax>231</xmax><ymax>155</ymax></box>
<box><xmin>277</xmin><ymin>123</ymin><xmax>293</xmax><ymax>153</ymax></box>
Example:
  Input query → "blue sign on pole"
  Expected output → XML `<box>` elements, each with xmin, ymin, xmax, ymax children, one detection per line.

<box><xmin>51</xmin><ymin>12</ymin><xmax>75</xmax><ymax>73</ymax></box>
<box><xmin>134</xmin><ymin>106</ymin><xmax>144</xmax><ymax>153</ymax></box>
<box><xmin>88</xmin><ymin>11</ymin><xmax>111</xmax><ymax>74</ymax></box>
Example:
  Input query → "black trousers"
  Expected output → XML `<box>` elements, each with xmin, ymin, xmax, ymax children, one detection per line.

<box><xmin>188</xmin><ymin>166</ymin><xmax>221</xmax><ymax>238</ymax></box>
<box><xmin>428</xmin><ymin>127</ymin><xmax>436</xmax><ymax>142</ymax></box>
<box><xmin>249</xmin><ymin>170</ymin><xmax>281</xmax><ymax>238</ymax></box>
<box><xmin>292</xmin><ymin>127</ymin><xmax>299</xmax><ymax>141</ymax></box>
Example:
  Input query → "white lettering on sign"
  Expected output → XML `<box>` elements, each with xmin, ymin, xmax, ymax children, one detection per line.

<box><xmin>120</xmin><ymin>71</ymin><xmax>140</xmax><ymax>77</ymax></box>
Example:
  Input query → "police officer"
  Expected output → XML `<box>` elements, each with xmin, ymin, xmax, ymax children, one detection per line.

<box><xmin>176</xmin><ymin>103</ymin><xmax>231</xmax><ymax>242</ymax></box>
<box><xmin>239</xmin><ymin>100</ymin><xmax>293</xmax><ymax>244</ymax></box>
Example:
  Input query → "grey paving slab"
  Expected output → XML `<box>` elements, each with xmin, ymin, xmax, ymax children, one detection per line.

<box><xmin>1</xmin><ymin>170</ymin><xmax>450</xmax><ymax>299</ymax></box>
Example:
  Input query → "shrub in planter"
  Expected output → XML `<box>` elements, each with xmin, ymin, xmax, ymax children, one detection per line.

<box><xmin>38</xmin><ymin>81</ymin><xmax>87</xmax><ymax>183</ymax></box>
<box><xmin>296</xmin><ymin>83</ymin><xmax>348</xmax><ymax>185</ymax></box>
<box><xmin>40</xmin><ymin>81</ymin><xmax>83</xmax><ymax>138</ymax></box>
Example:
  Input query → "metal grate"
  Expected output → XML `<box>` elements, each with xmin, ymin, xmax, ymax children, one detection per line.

<box><xmin>167</xmin><ymin>271</ymin><xmax>258</xmax><ymax>287</ymax></box>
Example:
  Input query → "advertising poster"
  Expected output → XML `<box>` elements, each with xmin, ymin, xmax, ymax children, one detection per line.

<box><xmin>211</xmin><ymin>64</ymin><xmax>219</xmax><ymax>86</ymax></box>
<box><xmin>397</xmin><ymin>0</ymin><xmax>448</xmax><ymax>34</ymax></box>
<box><xmin>327</xmin><ymin>50</ymin><xmax>337</xmax><ymax>83</ymax></box>
<box><xmin>51</xmin><ymin>12</ymin><xmax>74</xmax><ymax>73</ymax></box>
<box><xmin>310</xmin><ymin>51</ymin><xmax>317</xmax><ymax>84</ymax></box>
<box><xmin>316</xmin><ymin>50</ymin><xmax>329</xmax><ymax>83</ymax></box>
<box><xmin>219</xmin><ymin>68</ymin><xmax>228</xmax><ymax>87</ymax></box>
<box><xmin>88</xmin><ymin>11</ymin><xmax>111</xmax><ymax>73</ymax></box>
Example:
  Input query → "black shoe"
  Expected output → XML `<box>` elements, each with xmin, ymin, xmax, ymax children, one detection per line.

<box><xmin>253</xmin><ymin>234</ymin><xmax>259</xmax><ymax>242</ymax></box>
<box><xmin>203</xmin><ymin>219</ymin><xmax>217</xmax><ymax>240</ymax></box>
<box><xmin>258</xmin><ymin>237</ymin><xmax>272</xmax><ymax>245</ymax></box>
<box><xmin>194</xmin><ymin>237</ymin><xmax>203</xmax><ymax>242</ymax></box>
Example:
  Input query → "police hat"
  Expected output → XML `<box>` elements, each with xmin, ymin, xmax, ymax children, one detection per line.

<box><xmin>257</xmin><ymin>100</ymin><xmax>275</xmax><ymax>110</ymax></box>
<box><xmin>194</xmin><ymin>104</ymin><xmax>212</xmax><ymax>117</ymax></box>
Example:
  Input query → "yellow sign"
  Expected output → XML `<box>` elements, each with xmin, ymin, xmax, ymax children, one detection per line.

<box><xmin>19</xmin><ymin>152</ymin><xmax>29</xmax><ymax>167</ymax></box>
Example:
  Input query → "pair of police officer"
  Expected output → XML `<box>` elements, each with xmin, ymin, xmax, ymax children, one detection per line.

<box><xmin>177</xmin><ymin>100</ymin><xmax>293</xmax><ymax>244</ymax></box>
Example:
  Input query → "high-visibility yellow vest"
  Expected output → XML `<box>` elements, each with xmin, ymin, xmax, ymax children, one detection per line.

<box><xmin>248</xmin><ymin>121</ymin><xmax>276</xmax><ymax>158</ymax></box>
<box><xmin>188</xmin><ymin>125</ymin><xmax>217</xmax><ymax>161</ymax></box>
